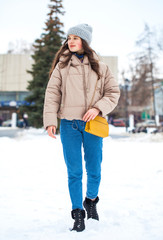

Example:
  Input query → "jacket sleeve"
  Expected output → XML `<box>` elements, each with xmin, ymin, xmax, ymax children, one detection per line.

<box><xmin>43</xmin><ymin>64</ymin><xmax>62</xmax><ymax>129</ymax></box>
<box><xmin>93</xmin><ymin>65</ymin><xmax>120</xmax><ymax>117</ymax></box>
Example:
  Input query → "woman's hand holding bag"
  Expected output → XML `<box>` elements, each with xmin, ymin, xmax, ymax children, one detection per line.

<box><xmin>84</xmin><ymin>80</ymin><xmax>109</xmax><ymax>138</ymax></box>
<box><xmin>83</xmin><ymin>108</ymin><xmax>100</xmax><ymax>122</ymax></box>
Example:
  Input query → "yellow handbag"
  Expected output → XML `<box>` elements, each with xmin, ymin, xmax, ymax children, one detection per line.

<box><xmin>85</xmin><ymin>80</ymin><xmax>109</xmax><ymax>138</ymax></box>
<box><xmin>85</xmin><ymin>115</ymin><xmax>109</xmax><ymax>138</ymax></box>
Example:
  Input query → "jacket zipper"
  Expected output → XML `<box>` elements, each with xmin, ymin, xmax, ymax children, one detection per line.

<box><xmin>81</xmin><ymin>63</ymin><xmax>87</xmax><ymax>112</ymax></box>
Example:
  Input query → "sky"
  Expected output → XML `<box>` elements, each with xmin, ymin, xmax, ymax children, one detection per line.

<box><xmin>0</xmin><ymin>0</ymin><xmax>163</xmax><ymax>76</ymax></box>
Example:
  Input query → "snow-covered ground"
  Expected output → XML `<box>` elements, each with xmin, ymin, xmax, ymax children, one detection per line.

<box><xmin>0</xmin><ymin>127</ymin><xmax>163</xmax><ymax>240</ymax></box>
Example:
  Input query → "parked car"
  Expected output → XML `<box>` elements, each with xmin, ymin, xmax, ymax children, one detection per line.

<box><xmin>2</xmin><ymin>119</ymin><xmax>25</xmax><ymax>128</ymax></box>
<box><xmin>152</xmin><ymin>126</ymin><xmax>163</xmax><ymax>133</ymax></box>
<box><xmin>2</xmin><ymin>119</ymin><xmax>12</xmax><ymax>127</ymax></box>
<box><xmin>136</xmin><ymin>120</ymin><xmax>156</xmax><ymax>127</ymax></box>
<box><xmin>112</xmin><ymin>119</ymin><xmax>126</xmax><ymax>127</ymax></box>
<box><xmin>131</xmin><ymin>127</ymin><xmax>148</xmax><ymax>133</ymax></box>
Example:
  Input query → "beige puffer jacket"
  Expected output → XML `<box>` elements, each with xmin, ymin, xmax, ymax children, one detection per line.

<box><xmin>43</xmin><ymin>50</ymin><xmax>120</xmax><ymax>129</ymax></box>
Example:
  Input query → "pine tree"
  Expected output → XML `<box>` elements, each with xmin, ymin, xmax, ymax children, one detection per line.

<box><xmin>21</xmin><ymin>0</ymin><xmax>65</xmax><ymax>128</ymax></box>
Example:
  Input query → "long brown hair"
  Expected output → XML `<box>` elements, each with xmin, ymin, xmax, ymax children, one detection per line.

<box><xmin>49</xmin><ymin>39</ymin><xmax>101</xmax><ymax>79</ymax></box>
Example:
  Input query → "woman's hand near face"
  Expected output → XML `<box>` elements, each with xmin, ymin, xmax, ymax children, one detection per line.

<box><xmin>47</xmin><ymin>125</ymin><xmax>56</xmax><ymax>139</ymax></box>
<box><xmin>83</xmin><ymin>108</ymin><xmax>100</xmax><ymax>122</ymax></box>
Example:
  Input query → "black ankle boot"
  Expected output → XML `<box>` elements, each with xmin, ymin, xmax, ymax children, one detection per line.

<box><xmin>83</xmin><ymin>196</ymin><xmax>99</xmax><ymax>220</ymax></box>
<box><xmin>71</xmin><ymin>208</ymin><xmax>85</xmax><ymax>232</ymax></box>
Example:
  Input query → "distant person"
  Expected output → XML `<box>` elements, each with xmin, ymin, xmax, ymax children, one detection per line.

<box><xmin>23</xmin><ymin>113</ymin><xmax>29</xmax><ymax>128</ymax></box>
<box><xmin>0</xmin><ymin>117</ymin><xmax>3</xmax><ymax>126</ymax></box>
<box><xmin>108</xmin><ymin>116</ymin><xmax>114</xmax><ymax>124</ymax></box>
<box><xmin>43</xmin><ymin>23</ymin><xmax>120</xmax><ymax>232</ymax></box>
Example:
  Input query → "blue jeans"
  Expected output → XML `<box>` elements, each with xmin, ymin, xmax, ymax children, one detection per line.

<box><xmin>60</xmin><ymin>119</ymin><xmax>103</xmax><ymax>210</ymax></box>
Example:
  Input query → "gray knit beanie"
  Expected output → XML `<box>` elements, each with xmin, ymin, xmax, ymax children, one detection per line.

<box><xmin>67</xmin><ymin>23</ymin><xmax>93</xmax><ymax>45</ymax></box>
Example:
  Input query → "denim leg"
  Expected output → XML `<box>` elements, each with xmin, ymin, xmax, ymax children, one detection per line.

<box><xmin>83</xmin><ymin>131</ymin><xmax>103</xmax><ymax>199</ymax></box>
<box><xmin>60</xmin><ymin>119</ymin><xmax>83</xmax><ymax>210</ymax></box>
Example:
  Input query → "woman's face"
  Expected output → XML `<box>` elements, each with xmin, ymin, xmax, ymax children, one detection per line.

<box><xmin>68</xmin><ymin>34</ymin><xmax>84</xmax><ymax>54</ymax></box>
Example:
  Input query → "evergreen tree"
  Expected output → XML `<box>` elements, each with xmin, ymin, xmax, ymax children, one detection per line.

<box><xmin>21</xmin><ymin>0</ymin><xmax>65</xmax><ymax>128</ymax></box>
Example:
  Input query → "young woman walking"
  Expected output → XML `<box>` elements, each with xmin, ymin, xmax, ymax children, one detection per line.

<box><xmin>43</xmin><ymin>23</ymin><xmax>120</xmax><ymax>232</ymax></box>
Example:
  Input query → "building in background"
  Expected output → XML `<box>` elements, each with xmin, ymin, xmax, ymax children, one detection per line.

<box><xmin>0</xmin><ymin>54</ymin><xmax>118</xmax><ymax>122</ymax></box>
<box><xmin>99</xmin><ymin>55</ymin><xmax>118</xmax><ymax>81</ymax></box>
<box><xmin>0</xmin><ymin>54</ymin><xmax>33</xmax><ymax>121</ymax></box>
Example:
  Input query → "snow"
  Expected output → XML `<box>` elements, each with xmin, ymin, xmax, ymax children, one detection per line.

<box><xmin>0</xmin><ymin>127</ymin><xmax>163</xmax><ymax>240</ymax></box>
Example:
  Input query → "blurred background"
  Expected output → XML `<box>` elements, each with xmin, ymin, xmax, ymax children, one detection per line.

<box><xmin>0</xmin><ymin>0</ymin><xmax>163</xmax><ymax>134</ymax></box>
<box><xmin>0</xmin><ymin>1</ymin><xmax>163</xmax><ymax>240</ymax></box>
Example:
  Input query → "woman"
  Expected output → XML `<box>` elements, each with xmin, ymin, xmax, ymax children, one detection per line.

<box><xmin>43</xmin><ymin>23</ymin><xmax>120</xmax><ymax>232</ymax></box>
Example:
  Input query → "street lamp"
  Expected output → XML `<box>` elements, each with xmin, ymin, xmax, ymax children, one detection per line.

<box><xmin>125</xmin><ymin>78</ymin><xmax>130</xmax><ymax>132</ymax></box>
